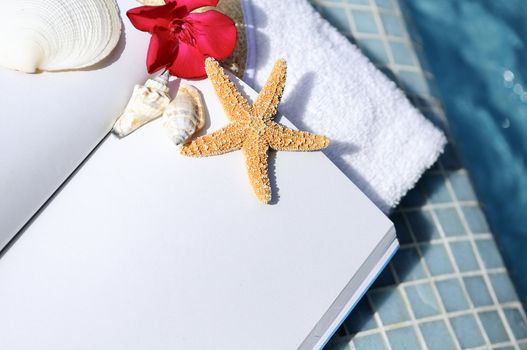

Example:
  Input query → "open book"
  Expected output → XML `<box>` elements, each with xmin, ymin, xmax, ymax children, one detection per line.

<box><xmin>0</xmin><ymin>1</ymin><xmax>397</xmax><ymax>349</ymax></box>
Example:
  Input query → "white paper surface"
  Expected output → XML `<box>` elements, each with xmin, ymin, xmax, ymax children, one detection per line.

<box><xmin>0</xmin><ymin>77</ymin><xmax>394</xmax><ymax>349</ymax></box>
<box><xmin>0</xmin><ymin>0</ymin><xmax>150</xmax><ymax>248</ymax></box>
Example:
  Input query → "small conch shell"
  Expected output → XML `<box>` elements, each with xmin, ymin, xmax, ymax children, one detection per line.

<box><xmin>112</xmin><ymin>72</ymin><xmax>171</xmax><ymax>138</ymax></box>
<box><xmin>162</xmin><ymin>85</ymin><xmax>206</xmax><ymax>145</ymax></box>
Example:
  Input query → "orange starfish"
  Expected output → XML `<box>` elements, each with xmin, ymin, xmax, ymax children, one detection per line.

<box><xmin>181</xmin><ymin>58</ymin><xmax>330</xmax><ymax>203</ymax></box>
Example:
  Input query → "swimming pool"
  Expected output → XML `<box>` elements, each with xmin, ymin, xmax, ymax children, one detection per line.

<box><xmin>402</xmin><ymin>0</ymin><xmax>527</xmax><ymax>304</ymax></box>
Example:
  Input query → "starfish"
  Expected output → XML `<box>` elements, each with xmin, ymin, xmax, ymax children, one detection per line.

<box><xmin>181</xmin><ymin>58</ymin><xmax>330</xmax><ymax>203</ymax></box>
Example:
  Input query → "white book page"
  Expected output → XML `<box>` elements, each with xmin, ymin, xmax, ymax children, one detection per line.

<box><xmin>0</xmin><ymin>77</ymin><xmax>394</xmax><ymax>350</ymax></box>
<box><xmin>0</xmin><ymin>0</ymin><xmax>149</xmax><ymax>247</ymax></box>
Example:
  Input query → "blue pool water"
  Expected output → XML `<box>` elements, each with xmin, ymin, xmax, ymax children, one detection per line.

<box><xmin>402</xmin><ymin>0</ymin><xmax>527</xmax><ymax>304</ymax></box>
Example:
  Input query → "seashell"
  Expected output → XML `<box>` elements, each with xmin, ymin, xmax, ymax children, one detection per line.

<box><xmin>0</xmin><ymin>0</ymin><xmax>121</xmax><ymax>73</ymax></box>
<box><xmin>162</xmin><ymin>85</ymin><xmax>206</xmax><ymax>146</ymax></box>
<box><xmin>112</xmin><ymin>71</ymin><xmax>171</xmax><ymax>138</ymax></box>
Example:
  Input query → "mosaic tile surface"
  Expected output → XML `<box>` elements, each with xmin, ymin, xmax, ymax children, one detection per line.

<box><xmin>306</xmin><ymin>0</ymin><xmax>527</xmax><ymax>349</ymax></box>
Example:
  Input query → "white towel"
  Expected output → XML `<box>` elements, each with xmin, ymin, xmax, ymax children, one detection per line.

<box><xmin>241</xmin><ymin>0</ymin><xmax>446</xmax><ymax>213</ymax></box>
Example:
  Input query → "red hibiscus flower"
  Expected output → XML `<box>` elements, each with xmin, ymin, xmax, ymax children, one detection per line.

<box><xmin>127</xmin><ymin>0</ymin><xmax>237</xmax><ymax>79</ymax></box>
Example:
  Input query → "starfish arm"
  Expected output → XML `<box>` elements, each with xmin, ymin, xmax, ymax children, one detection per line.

<box><xmin>243</xmin><ymin>132</ymin><xmax>272</xmax><ymax>203</ymax></box>
<box><xmin>181</xmin><ymin>123</ymin><xmax>247</xmax><ymax>157</ymax></box>
<box><xmin>253</xmin><ymin>59</ymin><xmax>287</xmax><ymax>122</ymax></box>
<box><xmin>266</xmin><ymin>123</ymin><xmax>330</xmax><ymax>151</ymax></box>
<box><xmin>205</xmin><ymin>58</ymin><xmax>252</xmax><ymax>122</ymax></box>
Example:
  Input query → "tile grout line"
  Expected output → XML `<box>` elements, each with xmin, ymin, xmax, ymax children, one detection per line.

<box><xmin>400</xmin><ymin>235</ymin><xmax>497</xmax><ymax>248</ymax></box>
<box><xmin>397</xmin><ymin>199</ymin><xmax>481</xmax><ymax>212</ymax></box>
<box><xmin>399</xmin><ymin>234</ymin><xmax>496</xmax><ymax>250</ymax></box>
<box><xmin>370</xmin><ymin>269</ymin><xmax>516</xmax><ymax>292</ymax></box>
<box><xmin>364</xmin><ymin>292</ymin><xmax>394</xmax><ymax>350</ymax></box>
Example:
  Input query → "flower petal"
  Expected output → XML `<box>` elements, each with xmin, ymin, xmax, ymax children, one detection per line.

<box><xmin>173</xmin><ymin>0</ymin><xmax>219</xmax><ymax>12</ymax></box>
<box><xmin>147</xmin><ymin>27</ymin><xmax>178</xmax><ymax>73</ymax></box>
<box><xmin>127</xmin><ymin>2</ymin><xmax>179</xmax><ymax>33</ymax></box>
<box><xmin>186</xmin><ymin>11</ymin><xmax>237</xmax><ymax>60</ymax></box>
<box><xmin>168</xmin><ymin>42</ymin><xmax>207</xmax><ymax>79</ymax></box>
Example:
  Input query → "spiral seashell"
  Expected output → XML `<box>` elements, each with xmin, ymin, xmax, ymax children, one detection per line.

<box><xmin>0</xmin><ymin>0</ymin><xmax>122</xmax><ymax>73</ymax></box>
<box><xmin>112</xmin><ymin>72</ymin><xmax>171</xmax><ymax>138</ymax></box>
<box><xmin>162</xmin><ymin>85</ymin><xmax>206</xmax><ymax>146</ymax></box>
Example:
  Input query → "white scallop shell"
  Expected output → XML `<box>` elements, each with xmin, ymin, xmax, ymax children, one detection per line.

<box><xmin>163</xmin><ymin>85</ymin><xmax>206</xmax><ymax>146</ymax></box>
<box><xmin>112</xmin><ymin>72</ymin><xmax>171</xmax><ymax>138</ymax></box>
<box><xmin>0</xmin><ymin>0</ymin><xmax>122</xmax><ymax>73</ymax></box>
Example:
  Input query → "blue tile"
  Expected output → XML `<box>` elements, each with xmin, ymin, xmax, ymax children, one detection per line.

<box><xmin>389</xmin><ymin>42</ymin><xmax>416</xmax><ymax>66</ymax></box>
<box><xmin>374</xmin><ymin>0</ymin><xmax>393</xmax><ymax>9</ymax></box>
<box><xmin>400</xmin><ymin>186</ymin><xmax>427</xmax><ymax>207</ymax></box>
<box><xmin>390</xmin><ymin>212</ymin><xmax>413</xmax><ymax>244</ymax></box>
<box><xmin>421</xmin><ymin>243</ymin><xmax>454</xmax><ymax>276</ymax></box>
<box><xmin>450</xmin><ymin>315</ymin><xmax>486</xmax><ymax>348</ymax></box>
<box><xmin>405</xmin><ymin>283</ymin><xmax>440</xmax><ymax>318</ymax></box>
<box><xmin>357</xmin><ymin>39</ymin><xmax>388</xmax><ymax>65</ymax></box>
<box><xmin>449</xmin><ymin>241</ymin><xmax>480</xmax><ymax>272</ymax></box>
<box><xmin>380</xmin><ymin>14</ymin><xmax>404</xmax><ymax>37</ymax></box>
<box><xmin>464</xmin><ymin>276</ymin><xmax>493</xmax><ymax>307</ymax></box>
<box><xmin>352</xmin><ymin>11</ymin><xmax>378</xmax><ymax>33</ymax></box>
<box><xmin>372</xmin><ymin>265</ymin><xmax>396</xmax><ymax>288</ymax></box>
<box><xmin>420</xmin><ymin>320</ymin><xmax>456</xmax><ymax>350</ymax></box>
<box><xmin>353</xmin><ymin>334</ymin><xmax>388</xmax><ymax>350</ymax></box>
<box><xmin>439</xmin><ymin>143</ymin><xmax>462</xmax><ymax>170</ymax></box>
<box><xmin>318</xmin><ymin>6</ymin><xmax>351</xmax><ymax>33</ymax></box>
<box><xmin>369</xmin><ymin>288</ymin><xmax>410</xmax><ymax>325</ymax></box>
<box><xmin>397</xmin><ymin>70</ymin><xmax>430</xmax><ymax>95</ymax></box>
<box><xmin>423</xmin><ymin>110</ymin><xmax>447</xmax><ymax>132</ymax></box>
<box><xmin>335</xmin><ymin>324</ymin><xmax>347</xmax><ymax>337</ymax></box>
<box><xmin>435</xmin><ymin>207</ymin><xmax>466</xmax><ymax>237</ymax></box>
<box><xmin>386</xmin><ymin>327</ymin><xmax>421</xmax><ymax>350</ymax></box>
<box><xmin>504</xmin><ymin>308</ymin><xmax>527</xmax><ymax>340</ymax></box>
<box><xmin>479</xmin><ymin>311</ymin><xmax>509</xmax><ymax>344</ymax></box>
<box><xmin>435</xmin><ymin>279</ymin><xmax>469</xmax><ymax>312</ymax></box>
<box><xmin>448</xmin><ymin>172</ymin><xmax>477</xmax><ymax>201</ymax></box>
<box><xmin>323</xmin><ymin>338</ymin><xmax>351</xmax><ymax>350</ymax></box>
<box><xmin>421</xmin><ymin>174</ymin><xmax>451</xmax><ymax>204</ymax></box>
<box><xmin>406</xmin><ymin>210</ymin><xmax>440</xmax><ymax>242</ymax></box>
<box><xmin>391</xmin><ymin>247</ymin><xmax>426</xmax><ymax>281</ymax></box>
<box><xmin>343</xmin><ymin>298</ymin><xmax>377</xmax><ymax>333</ymax></box>
<box><xmin>476</xmin><ymin>239</ymin><xmax>505</xmax><ymax>269</ymax></box>
<box><xmin>461</xmin><ymin>206</ymin><xmax>490</xmax><ymax>233</ymax></box>
<box><xmin>490</xmin><ymin>272</ymin><xmax>518</xmax><ymax>303</ymax></box>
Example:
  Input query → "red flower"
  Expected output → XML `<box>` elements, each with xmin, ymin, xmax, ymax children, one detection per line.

<box><xmin>127</xmin><ymin>0</ymin><xmax>237</xmax><ymax>79</ymax></box>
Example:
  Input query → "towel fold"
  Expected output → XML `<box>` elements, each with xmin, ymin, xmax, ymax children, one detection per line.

<box><xmin>241</xmin><ymin>0</ymin><xmax>446</xmax><ymax>213</ymax></box>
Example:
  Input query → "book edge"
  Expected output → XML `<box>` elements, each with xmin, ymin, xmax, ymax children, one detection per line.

<box><xmin>300</xmin><ymin>225</ymin><xmax>399</xmax><ymax>349</ymax></box>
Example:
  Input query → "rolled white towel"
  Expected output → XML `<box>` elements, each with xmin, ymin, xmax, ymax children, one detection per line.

<box><xmin>241</xmin><ymin>0</ymin><xmax>447</xmax><ymax>213</ymax></box>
